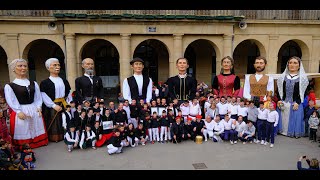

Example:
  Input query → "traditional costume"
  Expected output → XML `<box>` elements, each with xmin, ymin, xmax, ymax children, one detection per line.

<box><xmin>4</xmin><ymin>79</ymin><xmax>48</xmax><ymax>149</ymax></box>
<box><xmin>277</xmin><ymin>59</ymin><xmax>308</xmax><ymax>138</ymax></box>
<box><xmin>40</xmin><ymin>76</ymin><xmax>71</xmax><ymax>142</ymax></box>
<box><xmin>75</xmin><ymin>74</ymin><xmax>104</xmax><ymax>105</ymax></box>
<box><xmin>167</xmin><ymin>74</ymin><xmax>197</xmax><ymax>104</ymax></box>
<box><xmin>243</xmin><ymin>74</ymin><xmax>274</xmax><ymax>107</ymax></box>
<box><xmin>212</xmin><ymin>73</ymin><xmax>240</xmax><ymax>98</ymax></box>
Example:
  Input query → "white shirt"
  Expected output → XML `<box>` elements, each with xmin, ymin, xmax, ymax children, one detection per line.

<box><xmin>222</xmin><ymin>119</ymin><xmax>235</xmax><ymax>130</ymax></box>
<box><xmin>237</xmin><ymin>106</ymin><xmax>248</xmax><ymax>117</ymax></box>
<box><xmin>84</xmin><ymin>73</ymin><xmax>93</xmax><ymax>84</ymax></box>
<box><xmin>4</xmin><ymin>78</ymin><xmax>43</xmax><ymax>114</ymax></box>
<box><xmin>213</xmin><ymin>120</ymin><xmax>224</xmax><ymax>134</ymax></box>
<box><xmin>286</xmin><ymin>74</ymin><xmax>299</xmax><ymax>80</ymax></box>
<box><xmin>257</xmin><ymin>108</ymin><xmax>269</xmax><ymax>120</ymax></box>
<box><xmin>41</xmin><ymin>76</ymin><xmax>72</xmax><ymax>108</ymax></box>
<box><xmin>204</xmin><ymin>120</ymin><xmax>215</xmax><ymax>131</ymax></box>
<box><xmin>62</xmin><ymin>111</ymin><xmax>72</xmax><ymax>129</ymax></box>
<box><xmin>243</xmin><ymin>74</ymin><xmax>274</xmax><ymax>100</ymax></box>
<box><xmin>235</xmin><ymin>121</ymin><xmax>247</xmax><ymax>133</ymax></box>
<box><xmin>267</xmin><ymin>110</ymin><xmax>279</xmax><ymax>127</ymax></box>
<box><xmin>122</xmin><ymin>74</ymin><xmax>153</xmax><ymax>104</ymax></box>
<box><xmin>217</xmin><ymin>102</ymin><xmax>228</xmax><ymax>115</ymax></box>
<box><xmin>80</xmin><ymin>130</ymin><xmax>96</xmax><ymax>149</ymax></box>
<box><xmin>189</xmin><ymin>103</ymin><xmax>201</xmax><ymax>116</ymax></box>
<box><xmin>64</xmin><ymin>131</ymin><xmax>79</xmax><ymax>143</ymax></box>
<box><xmin>180</xmin><ymin>104</ymin><xmax>190</xmax><ymax>116</ymax></box>
<box><xmin>204</xmin><ymin>101</ymin><xmax>211</xmax><ymax>111</ymax></box>
<box><xmin>227</xmin><ymin>103</ymin><xmax>238</xmax><ymax>115</ymax></box>
<box><xmin>123</xmin><ymin>105</ymin><xmax>131</xmax><ymax>120</ymax></box>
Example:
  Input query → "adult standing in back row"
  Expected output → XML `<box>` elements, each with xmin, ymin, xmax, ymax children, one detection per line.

<box><xmin>75</xmin><ymin>58</ymin><xmax>104</xmax><ymax>105</ymax></box>
<box><xmin>167</xmin><ymin>57</ymin><xmax>197</xmax><ymax>106</ymax></box>
<box><xmin>122</xmin><ymin>57</ymin><xmax>153</xmax><ymax>105</ymax></box>
<box><xmin>243</xmin><ymin>56</ymin><xmax>274</xmax><ymax>108</ymax></box>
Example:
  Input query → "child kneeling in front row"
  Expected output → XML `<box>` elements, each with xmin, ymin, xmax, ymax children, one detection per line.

<box><xmin>64</xmin><ymin>122</ymin><xmax>79</xmax><ymax>152</ymax></box>
<box><xmin>107</xmin><ymin>129</ymin><xmax>123</xmax><ymax>155</ymax></box>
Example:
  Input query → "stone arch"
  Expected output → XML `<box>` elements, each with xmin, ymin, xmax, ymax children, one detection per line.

<box><xmin>0</xmin><ymin>46</ymin><xmax>9</xmax><ymax>84</ymax></box>
<box><xmin>277</xmin><ymin>39</ymin><xmax>310</xmax><ymax>73</ymax></box>
<box><xmin>133</xmin><ymin>39</ymin><xmax>170</xmax><ymax>84</ymax></box>
<box><xmin>80</xmin><ymin>39</ymin><xmax>120</xmax><ymax>101</ymax></box>
<box><xmin>22</xmin><ymin>39</ymin><xmax>65</xmax><ymax>83</ymax></box>
<box><xmin>184</xmin><ymin>39</ymin><xmax>220</xmax><ymax>86</ymax></box>
<box><xmin>233</xmin><ymin>39</ymin><xmax>267</xmax><ymax>78</ymax></box>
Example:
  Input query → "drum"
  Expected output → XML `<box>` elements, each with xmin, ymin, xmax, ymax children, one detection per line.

<box><xmin>195</xmin><ymin>135</ymin><xmax>203</xmax><ymax>144</ymax></box>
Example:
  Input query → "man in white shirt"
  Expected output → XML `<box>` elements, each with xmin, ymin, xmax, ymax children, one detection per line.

<box><xmin>122</xmin><ymin>57</ymin><xmax>152</xmax><ymax>104</ymax></box>
<box><xmin>243</xmin><ymin>56</ymin><xmax>274</xmax><ymax>107</ymax></box>
<box><xmin>189</xmin><ymin>98</ymin><xmax>201</xmax><ymax>120</ymax></box>
<box><xmin>217</xmin><ymin>96</ymin><xmax>228</xmax><ymax>120</ymax></box>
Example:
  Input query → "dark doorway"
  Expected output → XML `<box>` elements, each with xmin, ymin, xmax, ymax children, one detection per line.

<box><xmin>81</xmin><ymin>39</ymin><xmax>120</xmax><ymax>102</ymax></box>
<box><xmin>277</xmin><ymin>40</ymin><xmax>302</xmax><ymax>73</ymax></box>
<box><xmin>26</xmin><ymin>39</ymin><xmax>65</xmax><ymax>83</ymax></box>
<box><xmin>133</xmin><ymin>39</ymin><xmax>169</xmax><ymax>85</ymax></box>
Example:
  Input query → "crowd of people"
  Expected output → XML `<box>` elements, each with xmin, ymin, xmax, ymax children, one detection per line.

<box><xmin>0</xmin><ymin>55</ymin><xmax>319</xmax><ymax>170</ymax></box>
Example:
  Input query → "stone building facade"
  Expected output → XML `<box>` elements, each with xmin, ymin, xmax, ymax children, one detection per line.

<box><xmin>0</xmin><ymin>10</ymin><xmax>320</xmax><ymax>100</ymax></box>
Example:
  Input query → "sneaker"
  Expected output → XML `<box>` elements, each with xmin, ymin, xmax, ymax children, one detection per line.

<box><xmin>255</xmin><ymin>140</ymin><xmax>260</xmax><ymax>144</ymax></box>
<box><xmin>234</xmin><ymin>141</ymin><xmax>237</xmax><ymax>144</ymax></box>
<box><xmin>151</xmin><ymin>141</ymin><xmax>155</xmax><ymax>144</ymax></box>
<box><xmin>243</xmin><ymin>142</ymin><xmax>246</xmax><ymax>144</ymax></box>
<box><xmin>264</xmin><ymin>142</ymin><xmax>269</xmax><ymax>145</ymax></box>
<box><xmin>205</xmin><ymin>139</ymin><xmax>208</xmax><ymax>142</ymax></box>
<box><xmin>92</xmin><ymin>146</ymin><xmax>96</xmax><ymax>150</ymax></box>
<box><xmin>161</xmin><ymin>141</ymin><xmax>165</xmax><ymax>144</ymax></box>
<box><xmin>249</xmin><ymin>141</ymin><xmax>253</xmax><ymax>144</ymax></box>
<box><xmin>270</xmin><ymin>144</ymin><xmax>274</xmax><ymax>148</ymax></box>
<box><xmin>68</xmin><ymin>149</ymin><xmax>72</xmax><ymax>152</ymax></box>
<box><xmin>261</xmin><ymin>140</ymin><xmax>265</xmax><ymax>145</ymax></box>
<box><xmin>141</xmin><ymin>142</ymin><xmax>145</xmax><ymax>146</ymax></box>
<box><xmin>253</xmin><ymin>139</ymin><xmax>257</xmax><ymax>143</ymax></box>
<box><xmin>230</xmin><ymin>140</ymin><xmax>234</xmax><ymax>145</ymax></box>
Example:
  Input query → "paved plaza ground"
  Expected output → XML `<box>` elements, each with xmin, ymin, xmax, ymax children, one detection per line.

<box><xmin>32</xmin><ymin>135</ymin><xmax>320</xmax><ymax>170</ymax></box>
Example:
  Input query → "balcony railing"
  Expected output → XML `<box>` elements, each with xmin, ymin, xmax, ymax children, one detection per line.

<box><xmin>0</xmin><ymin>10</ymin><xmax>320</xmax><ymax>20</ymax></box>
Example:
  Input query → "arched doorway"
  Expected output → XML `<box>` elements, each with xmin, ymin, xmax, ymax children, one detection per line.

<box><xmin>184</xmin><ymin>39</ymin><xmax>216</xmax><ymax>86</ymax></box>
<box><xmin>277</xmin><ymin>40</ymin><xmax>302</xmax><ymax>73</ymax></box>
<box><xmin>0</xmin><ymin>46</ymin><xmax>9</xmax><ymax>85</ymax></box>
<box><xmin>23</xmin><ymin>39</ymin><xmax>65</xmax><ymax>83</ymax></box>
<box><xmin>133</xmin><ymin>39</ymin><xmax>169</xmax><ymax>85</ymax></box>
<box><xmin>81</xmin><ymin>39</ymin><xmax>120</xmax><ymax>102</ymax></box>
<box><xmin>233</xmin><ymin>40</ymin><xmax>263</xmax><ymax>78</ymax></box>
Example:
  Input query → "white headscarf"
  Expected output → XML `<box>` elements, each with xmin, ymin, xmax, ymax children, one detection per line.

<box><xmin>277</xmin><ymin>57</ymin><xmax>309</xmax><ymax>103</ymax></box>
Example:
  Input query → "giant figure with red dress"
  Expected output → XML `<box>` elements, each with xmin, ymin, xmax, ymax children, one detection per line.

<box><xmin>212</xmin><ymin>56</ymin><xmax>241</xmax><ymax>98</ymax></box>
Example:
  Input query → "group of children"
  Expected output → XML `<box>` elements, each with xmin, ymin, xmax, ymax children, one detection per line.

<box><xmin>0</xmin><ymin>139</ymin><xmax>36</xmax><ymax>170</ymax></box>
<box><xmin>61</xmin><ymin>93</ymin><xmax>287</xmax><ymax>156</ymax></box>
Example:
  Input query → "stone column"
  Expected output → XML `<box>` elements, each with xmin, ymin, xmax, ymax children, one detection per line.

<box><xmin>310</xmin><ymin>35</ymin><xmax>320</xmax><ymax>73</ymax></box>
<box><xmin>218</xmin><ymin>34</ymin><xmax>233</xmax><ymax>74</ymax></box>
<box><xmin>171</xmin><ymin>34</ymin><xmax>184</xmax><ymax>77</ymax></box>
<box><xmin>65</xmin><ymin>33</ymin><xmax>77</xmax><ymax>91</ymax></box>
<box><xmin>6</xmin><ymin>34</ymin><xmax>19</xmax><ymax>82</ymax></box>
<box><xmin>120</xmin><ymin>33</ymin><xmax>132</xmax><ymax>93</ymax></box>
<box><xmin>267</xmin><ymin>35</ymin><xmax>279</xmax><ymax>74</ymax></box>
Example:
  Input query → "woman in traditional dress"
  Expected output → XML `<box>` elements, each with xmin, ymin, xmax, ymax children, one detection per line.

<box><xmin>212</xmin><ymin>56</ymin><xmax>241</xmax><ymax>98</ymax></box>
<box><xmin>4</xmin><ymin>59</ymin><xmax>48</xmax><ymax>149</ymax></box>
<box><xmin>277</xmin><ymin>56</ymin><xmax>308</xmax><ymax>138</ymax></box>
